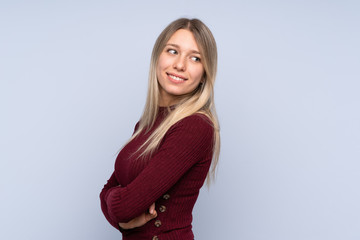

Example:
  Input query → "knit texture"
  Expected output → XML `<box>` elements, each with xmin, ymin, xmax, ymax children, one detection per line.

<box><xmin>100</xmin><ymin>108</ymin><xmax>214</xmax><ymax>240</ymax></box>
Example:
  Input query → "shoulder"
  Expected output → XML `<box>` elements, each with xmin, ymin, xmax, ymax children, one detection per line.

<box><xmin>179</xmin><ymin>113</ymin><xmax>213</xmax><ymax>127</ymax></box>
<box><xmin>169</xmin><ymin>113</ymin><xmax>214</xmax><ymax>139</ymax></box>
<box><xmin>160</xmin><ymin>113</ymin><xmax>214</xmax><ymax>155</ymax></box>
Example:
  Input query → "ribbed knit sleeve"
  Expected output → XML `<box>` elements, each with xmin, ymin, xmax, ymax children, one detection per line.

<box><xmin>105</xmin><ymin>114</ymin><xmax>214</xmax><ymax>223</ymax></box>
<box><xmin>100</xmin><ymin>122</ymin><xmax>140</xmax><ymax>230</ymax></box>
<box><xmin>99</xmin><ymin>172</ymin><xmax>120</xmax><ymax>229</ymax></box>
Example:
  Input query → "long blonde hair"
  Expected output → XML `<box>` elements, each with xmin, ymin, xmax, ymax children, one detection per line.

<box><xmin>130</xmin><ymin>18</ymin><xmax>220</xmax><ymax>183</ymax></box>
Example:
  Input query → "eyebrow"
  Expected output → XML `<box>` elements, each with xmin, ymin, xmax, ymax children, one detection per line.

<box><xmin>165</xmin><ymin>43</ymin><xmax>201</xmax><ymax>55</ymax></box>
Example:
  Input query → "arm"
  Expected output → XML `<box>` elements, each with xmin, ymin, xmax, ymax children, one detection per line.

<box><xmin>106</xmin><ymin>115</ymin><xmax>214</xmax><ymax>223</ymax></box>
<box><xmin>99</xmin><ymin>121</ymin><xmax>140</xmax><ymax>229</ymax></box>
<box><xmin>100</xmin><ymin>172</ymin><xmax>120</xmax><ymax>229</ymax></box>
<box><xmin>118</xmin><ymin>202</ymin><xmax>158</xmax><ymax>229</ymax></box>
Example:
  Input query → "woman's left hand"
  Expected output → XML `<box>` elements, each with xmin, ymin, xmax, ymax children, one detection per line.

<box><xmin>118</xmin><ymin>203</ymin><xmax>157</xmax><ymax>229</ymax></box>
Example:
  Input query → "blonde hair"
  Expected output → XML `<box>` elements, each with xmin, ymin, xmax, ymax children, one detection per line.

<box><xmin>130</xmin><ymin>18</ymin><xmax>220</xmax><ymax>183</ymax></box>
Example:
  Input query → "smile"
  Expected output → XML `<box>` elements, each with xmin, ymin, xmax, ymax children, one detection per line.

<box><xmin>167</xmin><ymin>73</ymin><xmax>187</xmax><ymax>82</ymax></box>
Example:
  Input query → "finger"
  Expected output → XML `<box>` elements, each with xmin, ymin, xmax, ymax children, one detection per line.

<box><xmin>149</xmin><ymin>202</ymin><xmax>156</xmax><ymax>214</ymax></box>
<box><xmin>145</xmin><ymin>210</ymin><xmax>157</xmax><ymax>221</ymax></box>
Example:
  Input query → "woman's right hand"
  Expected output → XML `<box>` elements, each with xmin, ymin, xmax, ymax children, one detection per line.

<box><xmin>118</xmin><ymin>203</ymin><xmax>157</xmax><ymax>230</ymax></box>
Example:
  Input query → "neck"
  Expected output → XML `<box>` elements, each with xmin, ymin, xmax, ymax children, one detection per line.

<box><xmin>158</xmin><ymin>95</ymin><xmax>182</xmax><ymax>107</ymax></box>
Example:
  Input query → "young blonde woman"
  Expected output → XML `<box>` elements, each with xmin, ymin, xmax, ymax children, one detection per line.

<box><xmin>100</xmin><ymin>18</ymin><xmax>220</xmax><ymax>240</ymax></box>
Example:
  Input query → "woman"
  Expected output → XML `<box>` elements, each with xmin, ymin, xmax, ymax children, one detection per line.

<box><xmin>100</xmin><ymin>18</ymin><xmax>220</xmax><ymax>240</ymax></box>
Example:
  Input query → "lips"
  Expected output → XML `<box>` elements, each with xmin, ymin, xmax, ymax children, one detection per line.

<box><xmin>166</xmin><ymin>72</ymin><xmax>188</xmax><ymax>82</ymax></box>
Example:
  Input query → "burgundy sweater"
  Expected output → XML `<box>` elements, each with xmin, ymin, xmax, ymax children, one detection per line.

<box><xmin>100</xmin><ymin>108</ymin><xmax>214</xmax><ymax>240</ymax></box>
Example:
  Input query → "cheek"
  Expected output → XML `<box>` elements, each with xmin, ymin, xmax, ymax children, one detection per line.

<box><xmin>191</xmin><ymin>67</ymin><xmax>204</xmax><ymax>83</ymax></box>
<box><xmin>157</xmin><ymin>54</ymin><xmax>170</xmax><ymax>72</ymax></box>
<box><xmin>156</xmin><ymin>59</ymin><xmax>165</xmax><ymax>79</ymax></box>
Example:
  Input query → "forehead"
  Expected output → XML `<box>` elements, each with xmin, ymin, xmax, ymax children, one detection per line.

<box><xmin>166</xmin><ymin>29</ymin><xmax>200</xmax><ymax>52</ymax></box>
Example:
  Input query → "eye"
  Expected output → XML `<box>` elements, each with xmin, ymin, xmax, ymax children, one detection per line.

<box><xmin>191</xmin><ymin>56</ymin><xmax>201</xmax><ymax>62</ymax></box>
<box><xmin>167</xmin><ymin>49</ymin><xmax>177</xmax><ymax>54</ymax></box>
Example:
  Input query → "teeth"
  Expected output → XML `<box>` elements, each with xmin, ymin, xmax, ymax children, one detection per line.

<box><xmin>169</xmin><ymin>74</ymin><xmax>185</xmax><ymax>81</ymax></box>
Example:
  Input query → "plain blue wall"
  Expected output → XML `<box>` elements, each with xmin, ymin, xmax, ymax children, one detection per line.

<box><xmin>1</xmin><ymin>1</ymin><xmax>359</xmax><ymax>239</ymax></box>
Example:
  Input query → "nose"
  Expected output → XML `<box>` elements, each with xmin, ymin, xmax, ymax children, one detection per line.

<box><xmin>173</xmin><ymin>55</ymin><xmax>186</xmax><ymax>71</ymax></box>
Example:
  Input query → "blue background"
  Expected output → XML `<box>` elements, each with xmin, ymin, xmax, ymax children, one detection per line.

<box><xmin>1</xmin><ymin>0</ymin><xmax>359</xmax><ymax>239</ymax></box>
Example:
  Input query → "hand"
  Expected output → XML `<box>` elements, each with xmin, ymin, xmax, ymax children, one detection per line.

<box><xmin>118</xmin><ymin>203</ymin><xmax>157</xmax><ymax>230</ymax></box>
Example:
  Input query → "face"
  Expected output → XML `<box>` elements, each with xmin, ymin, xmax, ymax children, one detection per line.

<box><xmin>156</xmin><ymin>29</ymin><xmax>204</xmax><ymax>106</ymax></box>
